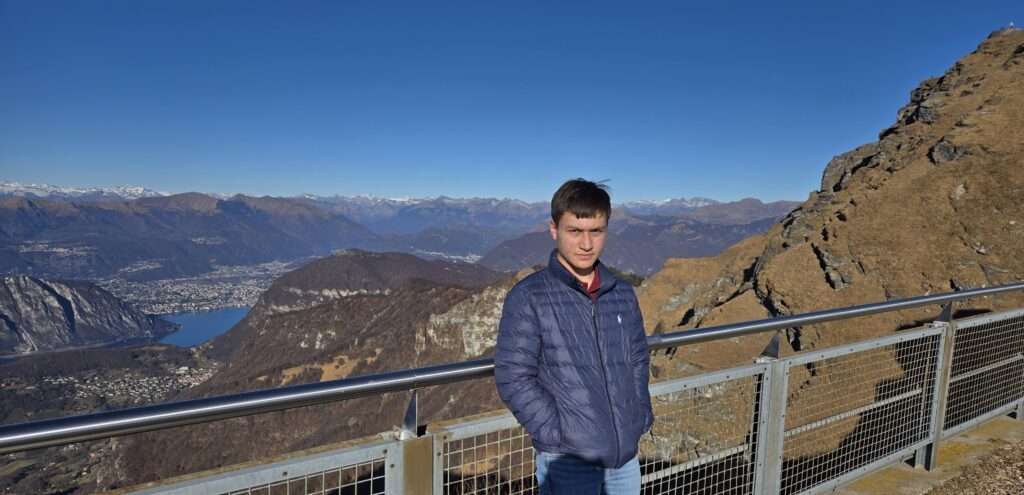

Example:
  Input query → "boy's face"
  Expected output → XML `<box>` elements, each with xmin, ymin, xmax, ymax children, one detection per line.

<box><xmin>550</xmin><ymin>212</ymin><xmax>608</xmax><ymax>276</ymax></box>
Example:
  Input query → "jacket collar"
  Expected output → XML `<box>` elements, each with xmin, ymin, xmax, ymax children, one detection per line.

<box><xmin>547</xmin><ymin>249</ymin><xmax>617</xmax><ymax>298</ymax></box>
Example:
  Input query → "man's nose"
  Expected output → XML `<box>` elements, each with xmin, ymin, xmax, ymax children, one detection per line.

<box><xmin>580</xmin><ymin>233</ymin><xmax>593</xmax><ymax>250</ymax></box>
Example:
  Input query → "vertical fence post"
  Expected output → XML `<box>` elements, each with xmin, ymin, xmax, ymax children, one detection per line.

<box><xmin>432</xmin><ymin>432</ymin><xmax>447</xmax><ymax>495</ymax></box>
<box><xmin>392</xmin><ymin>389</ymin><xmax>437</xmax><ymax>495</ymax></box>
<box><xmin>914</xmin><ymin>303</ymin><xmax>956</xmax><ymax>470</ymax></box>
<box><xmin>753</xmin><ymin>353</ymin><xmax>789</xmax><ymax>495</ymax></box>
<box><xmin>1017</xmin><ymin>323</ymin><xmax>1024</xmax><ymax>422</ymax></box>
<box><xmin>397</xmin><ymin>433</ymin><xmax>436</xmax><ymax>495</ymax></box>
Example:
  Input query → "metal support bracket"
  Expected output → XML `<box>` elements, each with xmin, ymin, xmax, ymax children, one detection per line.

<box><xmin>759</xmin><ymin>331</ymin><xmax>782</xmax><ymax>360</ymax></box>
<box><xmin>400</xmin><ymin>389</ymin><xmax>421</xmax><ymax>440</ymax></box>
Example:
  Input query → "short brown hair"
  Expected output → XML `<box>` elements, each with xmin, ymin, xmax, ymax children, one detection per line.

<box><xmin>550</xmin><ymin>178</ymin><xmax>611</xmax><ymax>225</ymax></box>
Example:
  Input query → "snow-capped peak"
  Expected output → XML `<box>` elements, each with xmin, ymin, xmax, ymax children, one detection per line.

<box><xmin>0</xmin><ymin>181</ymin><xmax>169</xmax><ymax>201</ymax></box>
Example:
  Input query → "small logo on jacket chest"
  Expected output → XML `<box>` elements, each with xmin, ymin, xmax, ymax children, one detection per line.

<box><xmin>617</xmin><ymin>314</ymin><xmax>622</xmax><ymax>324</ymax></box>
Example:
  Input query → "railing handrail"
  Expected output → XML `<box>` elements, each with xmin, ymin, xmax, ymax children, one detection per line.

<box><xmin>1</xmin><ymin>281</ymin><xmax>1022</xmax><ymax>454</ymax></box>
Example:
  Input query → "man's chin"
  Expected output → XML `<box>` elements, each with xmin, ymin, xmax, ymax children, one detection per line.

<box><xmin>570</xmin><ymin>257</ymin><xmax>596</xmax><ymax>271</ymax></box>
<box><xmin>556</xmin><ymin>251</ymin><xmax>597</xmax><ymax>275</ymax></box>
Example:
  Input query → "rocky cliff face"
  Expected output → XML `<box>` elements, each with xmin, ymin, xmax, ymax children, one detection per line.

<box><xmin>0</xmin><ymin>276</ymin><xmax>176</xmax><ymax>355</ymax></box>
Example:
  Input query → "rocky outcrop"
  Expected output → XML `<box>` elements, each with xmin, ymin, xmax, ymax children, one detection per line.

<box><xmin>0</xmin><ymin>276</ymin><xmax>176</xmax><ymax>355</ymax></box>
<box><xmin>416</xmin><ymin>268</ymin><xmax>534</xmax><ymax>359</ymax></box>
<box><xmin>641</xmin><ymin>28</ymin><xmax>1024</xmax><ymax>363</ymax></box>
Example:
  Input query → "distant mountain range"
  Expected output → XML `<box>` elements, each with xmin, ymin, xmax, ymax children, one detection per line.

<box><xmin>1</xmin><ymin>181</ymin><xmax>735</xmax><ymax>213</ymax></box>
<box><xmin>0</xmin><ymin>187</ymin><xmax>798</xmax><ymax>280</ymax></box>
<box><xmin>479</xmin><ymin>214</ymin><xmax>779</xmax><ymax>275</ymax></box>
<box><xmin>0</xmin><ymin>181</ymin><xmax>780</xmax><ymax>224</ymax></box>
<box><xmin>0</xmin><ymin>194</ymin><xmax>382</xmax><ymax>281</ymax></box>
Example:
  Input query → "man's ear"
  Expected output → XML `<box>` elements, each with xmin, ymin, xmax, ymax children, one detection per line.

<box><xmin>549</xmin><ymin>219</ymin><xmax>558</xmax><ymax>241</ymax></box>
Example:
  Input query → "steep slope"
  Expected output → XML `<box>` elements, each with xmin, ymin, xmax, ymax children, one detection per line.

<box><xmin>640</xmin><ymin>27</ymin><xmax>1024</xmax><ymax>373</ymax></box>
<box><xmin>0</xmin><ymin>276</ymin><xmax>176</xmax><ymax>355</ymax></box>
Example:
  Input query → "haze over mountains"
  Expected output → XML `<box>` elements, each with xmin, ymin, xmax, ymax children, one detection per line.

<box><xmin>0</xmin><ymin>185</ymin><xmax>798</xmax><ymax>281</ymax></box>
<box><xmin>0</xmin><ymin>193</ymin><xmax>381</xmax><ymax>281</ymax></box>
<box><xmin>479</xmin><ymin>203</ymin><xmax>791</xmax><ymax>274</ymax></box>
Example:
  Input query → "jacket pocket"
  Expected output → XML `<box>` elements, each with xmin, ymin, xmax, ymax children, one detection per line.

<box><xmin>534</xmin><ymin>405</ymin><xmax>563</xmax><ymax>449</ymax></box>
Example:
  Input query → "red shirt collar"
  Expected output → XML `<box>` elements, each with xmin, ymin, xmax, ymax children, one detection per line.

<box><xmin>580</xmin><ymin>268</ymin><xmax>601</xmax><ymax>301</ymax></box>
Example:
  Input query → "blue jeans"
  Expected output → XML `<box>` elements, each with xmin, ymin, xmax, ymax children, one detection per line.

<box><xmin>535</xmin><ymin>451</ymin><xmax>641</xmax><ymax>494</ymax></box>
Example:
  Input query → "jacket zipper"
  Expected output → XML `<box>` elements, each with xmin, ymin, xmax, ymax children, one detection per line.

<box><xmin>591</xmin><ymin>299</ymin><xmax>621</xmax><ymax>465</ymax></box>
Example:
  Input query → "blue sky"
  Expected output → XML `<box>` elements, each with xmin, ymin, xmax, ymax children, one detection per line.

<box><xmin>1</xmin><ymin>1</ymin><xmax>1021</xmax><ymax>202</ymax></box>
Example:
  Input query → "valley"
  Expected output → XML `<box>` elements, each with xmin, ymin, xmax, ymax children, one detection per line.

<box><xmin>97</xmin><ymin>259</ymin><xmax>304</xmax><ymax>314</ymax></box>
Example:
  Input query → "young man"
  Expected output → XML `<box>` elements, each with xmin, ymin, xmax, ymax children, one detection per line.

<box><xmin>495</xmin><ymin>178</ymin><xmax>653</xmax><ymax>494</ymax></box>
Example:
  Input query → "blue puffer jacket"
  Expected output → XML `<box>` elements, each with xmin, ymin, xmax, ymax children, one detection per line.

<box><xmin>494</xmin><ymin>250</ymin><xmax>654</xmax><ymax>468</ymax></box>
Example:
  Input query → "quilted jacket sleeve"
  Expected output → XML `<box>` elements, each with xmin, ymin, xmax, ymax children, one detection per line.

<box><xmin>628</xmin><ymin>290</ymin><xmax>655</xmax><ymax>433</ymax></box>
<box><xmin>494</xmin><ymin>285</ymin><xmax>561</xmax><ymax>448</ymax></box>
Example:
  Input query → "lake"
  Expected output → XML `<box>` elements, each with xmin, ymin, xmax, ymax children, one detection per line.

<box><xmin>160</xmin><ymin>307</ymin><xmax>250</xmax><ymax>347</ymax></box>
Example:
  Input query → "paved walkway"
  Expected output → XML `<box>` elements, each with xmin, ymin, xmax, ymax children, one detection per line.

<box><xmin>837</xmin><ymin>415</ymin><xmax>1024</xmax><ymax>495</ymax></box>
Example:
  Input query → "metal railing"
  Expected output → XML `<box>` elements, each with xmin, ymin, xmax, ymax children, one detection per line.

<box><xmin>2</xmin><ymin>282</ymin><xmax>1024</xmax><ymax>494</ymax></box>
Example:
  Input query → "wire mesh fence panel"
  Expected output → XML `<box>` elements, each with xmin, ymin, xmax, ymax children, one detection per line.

<box><xmin>944</xmin><ymin>311</ymin><xmax>1024</xmax><ymax>433</ymax></box>
<box><xmin>127</xmin><ymin>438</ymin><xmax>396</xmax><ymax>495</ymax></box>
<box><xmin>441</xmin><ymin>423</ymin><xmax>537</xmax><ymax>495</ymax></box>
<box><xmin>639</xmin><ymin>369</ymin><xmax>764</xmax><ymax>495</ymax></box>
<box><xmin>779</xmin><ymin>332</ymin><xmax>941</xmax><ymax>495</ymax></box>
<box><xmin>219</xmin><ymin>457</ymin><xmax>386</xmax><ymax>495</ymax></box>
